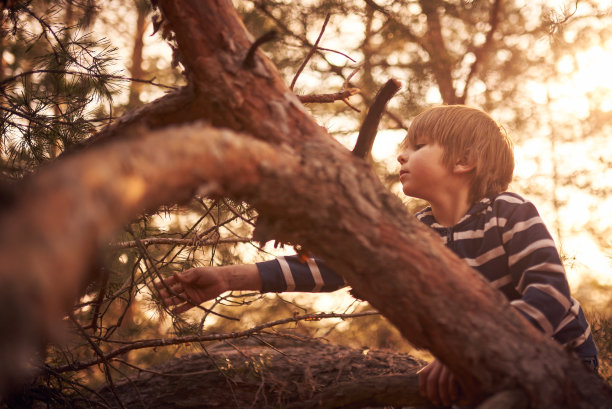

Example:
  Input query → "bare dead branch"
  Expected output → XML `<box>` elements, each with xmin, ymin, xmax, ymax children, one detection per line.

<box><xmin>290</xmin><ymin>14</ymin><xmax>331</xmax><ymax>90</ymax></box>
<box><xmin>298</xmin><ymin>88</ymin><xmax>360</xmax><ymax>103</ymax></box>
<box><xmin>243</xmin><ymin>30</ymin><xmax>277</xmax><ymax>69</ymax></box>
<box><xmin>109</xmin><ymin>237</ymin><xmax>252</xmax><ymax>250</ymax></box>
<box><xmin>342</xmin><ymin>65</ymin><xmax>362</xmax><ymax>90</ymax></box>
<box><xmin>352</xmin><ymin>79</ymin><xmax>401</xmax><ymax>158</ymax></box>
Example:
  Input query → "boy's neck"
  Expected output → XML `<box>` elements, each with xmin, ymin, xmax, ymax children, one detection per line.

<box><xmin>429</xmin><ymin>188</ymin><xmax>473</xmax><ymax>227</ymax></box>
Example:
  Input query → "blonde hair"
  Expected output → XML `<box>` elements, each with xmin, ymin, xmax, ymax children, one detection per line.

<box><xmin>402</xmin><ymin>105</ymin><xmax>514</xmax><ymax>203</ymax></box>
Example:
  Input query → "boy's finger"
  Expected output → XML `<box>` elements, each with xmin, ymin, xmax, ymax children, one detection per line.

<box><xmin>161</xmin><ymin>295</ymin><xmax>176</xmax><ymax>307</ymax></box>
<box><xmin>173</xmin><ymin>270</ymin><xmax>191</xmax><ymax>283</ymax></box>
<box><xmin>159</xmin><ymin>283</ymin><xmax>185</xmax><ymax>298</ymax></box>
<box><xmin>438</xmin><ymin>366</ymin><xmax>452</xmax><ymax>406</ymax></box>
<box><xmin>425</xmin><ymin>362</ymin><xmax>441</xmax><ymax>405</ymax></box>
<box><xmin>417</xmin><ymin>364</ymin><xmax>431</xmax><ymax>397</ymax></box>
<box><xmin>154</xmin><ymin>275</ymin><xmax>177</xmax><ymax>289</ymax></box>
<box><xmin>450</xmin><ymin>374</ymin><xmax>460</xmax><ymax>402</ymax></box>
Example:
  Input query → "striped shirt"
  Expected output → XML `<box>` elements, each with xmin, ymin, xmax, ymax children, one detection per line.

<box><xmin>256</xmin><ymin>192</ymin><xmax>597</xmax><ymax>358</ymax></box>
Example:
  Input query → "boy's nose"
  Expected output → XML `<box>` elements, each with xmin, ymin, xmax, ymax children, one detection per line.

<box><xmin>397</xmin><ymin>151</ymin><xmax>408</xmax><ymax>164</ymax></box>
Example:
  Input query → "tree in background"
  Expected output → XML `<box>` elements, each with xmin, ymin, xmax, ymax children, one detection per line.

<box><xmin>1</xmin><ymin>0</ymin><xmax>612</xmax><ymax>408</ymax></box>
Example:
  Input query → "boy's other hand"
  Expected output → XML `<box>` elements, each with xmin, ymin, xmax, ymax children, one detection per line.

<box><xmin>155</xmin><ymin>267</ymin><xmax>229</xmax><ymax>314</ymax></box>
<box><xmin>417</xmin><ymin>359</ymin><xmax>461</xmax><ymax>407</ymax></box>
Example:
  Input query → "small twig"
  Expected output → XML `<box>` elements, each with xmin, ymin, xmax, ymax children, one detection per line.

<box><xmin>342</xmin><ymin>97</ymin><xmax>361</xmax><ymax>113</ymax></box>
<box><xmin>0</xmin><ymin>69</ymin><xmax>177</xmax><ymax>89</ymax></box>
<box><xmin>42</xmin><ymin>364</ymin><xmax>115</xmax><ymax>409</ymax></box>
<box><xmin>222</xmin><ymin>199</ymin><xmax>257</xmax><ymax>227</ymax></box>
<box><xmin>317</xmin><ymin>47</ymin><xmax>356</xmax><ymax>63</ymax></box>
<box><xmin>352</xmin><ymin>78</ymin><xmax>402</xmax><ymax>158</ymax></box>
<box><xmin>298</xmin><ymin>88</ymin><xmax>360</xmax><ymax>103</ymax></box>
<box><xmin>83</xmin><ymin>267</ymin><xmax>110</xmax><ymax>333</ymax></box>
<box><xmin>125</xmin><ymin>226</ymin><xmax>239</xmax><ymax>322</ymax></box>
<box><xmin>342</xmin><ymin>65</ymin><xmax>362</xmax><ymax>90</ymax></box>
<box><xmin>243</xmin><ymin>30</ymin><xmax>277</xmax><ymax>69</ymax></box>
<box><xmin>69</xmin><ymin>315</ymin><xmax>127</xmax><ymax>409</ymax></box>
<box><xmin>290</xmin><ymin>14</ymin><xmax>331</xmax><ymax>90</ymax></box>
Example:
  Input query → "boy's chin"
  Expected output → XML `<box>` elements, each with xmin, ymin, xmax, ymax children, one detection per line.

<box><xmin>401</xmin><ymin>185</ymin><xmax>416</xmax><ymax>197</ymax></box>
<box><xmin>401</xmin><ymin>187</ymin><xmax>426</xmax><ymax>201</ymax></box>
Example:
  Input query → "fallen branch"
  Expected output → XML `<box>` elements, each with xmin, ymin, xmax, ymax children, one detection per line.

<box><xmin>288</xmin><ymin>374</ymin><xmax>431</xmax><ymax>409</ymax></box>
<box><xmin>88</xmin><ymin>336</ymin><xmax>425</xmax><ymax>409</ymax></box>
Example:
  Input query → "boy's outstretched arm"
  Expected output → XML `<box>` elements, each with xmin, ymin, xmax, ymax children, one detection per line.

<box><xmin>156</xmin><ymin>265</ymin><xmax>261</xmax><ymax>313</ymax></box>
<box><xmin>156</xmin><ymin>256</ymin><xmax>347</xmax><ymax>313</ymax></box>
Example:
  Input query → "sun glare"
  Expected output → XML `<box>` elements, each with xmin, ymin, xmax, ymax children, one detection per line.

<box><xmin>572</xmin><ymin>45</ymin><xmax>612</xmax><ymax>92</ymax></box>
<box><xmin>546</xmin><ymin>42</ymin><xmax>612</xmax><ymax>117</ymax></box>
<box><xmin>519</xmin><ymin>37</ymin><xmax>612</xmax><ymax>292</ymax></box>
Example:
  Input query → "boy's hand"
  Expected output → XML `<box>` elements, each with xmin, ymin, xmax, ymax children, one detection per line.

<box><xmin>155</xmin><ymin>267</ymin><xmax>229</xmax><ymax>313</ymax></box>
<box><xmin>417</xmin><ymin>359</ymin><xmax>461</xmax><ymax>407</ymax></box>
<box><xmin>155</xmin><ymin>264</ymin><xmax>261</xmax><ymax>314</ymax></box>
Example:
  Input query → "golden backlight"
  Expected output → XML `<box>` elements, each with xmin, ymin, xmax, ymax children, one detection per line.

<box><xmin>554</xmin><ymin>42</ymin><xmax>612</xmax><ymax>115</ymax></box>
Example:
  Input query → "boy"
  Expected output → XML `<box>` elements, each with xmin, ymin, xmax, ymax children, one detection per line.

<box><xmin>157</xmin><ymin>105</ymin><xmax>598</xmax><ymax>406</ymax></box>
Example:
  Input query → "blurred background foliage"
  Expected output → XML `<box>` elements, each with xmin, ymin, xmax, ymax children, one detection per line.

<box><xmin>1</xmin><ymin>0</ymin><xmax>612</xmax><ymax>403</ymax></box>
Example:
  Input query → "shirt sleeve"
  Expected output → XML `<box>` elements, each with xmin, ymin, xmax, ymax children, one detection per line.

<box><xmin>256</xmin><ymin>255</ymin><xmax>347</xmax><ymax>293</ymax></box>
<box><xmin>500</xmin><ymin>198</ymin><xmax>572</xmax><ymax>337</ymax></box>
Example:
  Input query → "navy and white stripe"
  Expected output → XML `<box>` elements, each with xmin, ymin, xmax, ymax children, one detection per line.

<box><xmin>258</xmin><ymin>255</ymin><xmax>346</xmax><ymax>293</ymax></box>
<box><xmin>256</xmin><ymin>192</ymin><xmax>597</xmax><ymax>358</ymax></box>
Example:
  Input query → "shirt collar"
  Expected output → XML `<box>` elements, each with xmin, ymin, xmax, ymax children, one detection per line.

<box><xmin>417</xmin><ymin>196</ymin><xmax>492</xmax><ymax>229</ymax></box>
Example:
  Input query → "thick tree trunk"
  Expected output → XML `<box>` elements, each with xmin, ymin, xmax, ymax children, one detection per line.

<box><xmin>0</xmin><ymin>0</ymin><xmax>611</xmax><ymax>407</ymax></box>
<box><xmin>127</xmin><ymin>1</ymin><xmax>150</xmax><ymax>108</ymax></box>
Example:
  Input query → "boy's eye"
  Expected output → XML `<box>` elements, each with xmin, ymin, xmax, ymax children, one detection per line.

<box><xmin>414</xmin><ymin>143</ymin><xmax>425</xmax><ymax>150</ymax></box>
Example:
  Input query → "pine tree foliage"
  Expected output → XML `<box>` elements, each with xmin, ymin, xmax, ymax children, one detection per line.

<box><xmin>0</xmin><ymin>1</ymin><xmax>120</xmax><ymax>178</ymax></box>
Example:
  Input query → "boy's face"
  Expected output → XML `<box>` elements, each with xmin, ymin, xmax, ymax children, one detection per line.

<box><xmin>397</xmin><ymin>136</ymin><xmax>452</xmax><ymax>201</ymax></box>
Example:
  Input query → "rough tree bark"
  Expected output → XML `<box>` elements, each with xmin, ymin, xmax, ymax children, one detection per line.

<box><xmin>94</xmin><ymin>336</ymin><xmax>429</xmax><ymax>409</ymax></box>
<box><xmin>0</xmin><ymin>0</ymin><xmax>611</xmax><ymax>408</ymax></box>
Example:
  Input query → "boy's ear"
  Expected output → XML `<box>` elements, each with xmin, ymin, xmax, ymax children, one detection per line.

<box><xmin>453</xmin><ymin>157</ymin><xmax>475</xmax><ymax>174</ymax></box>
